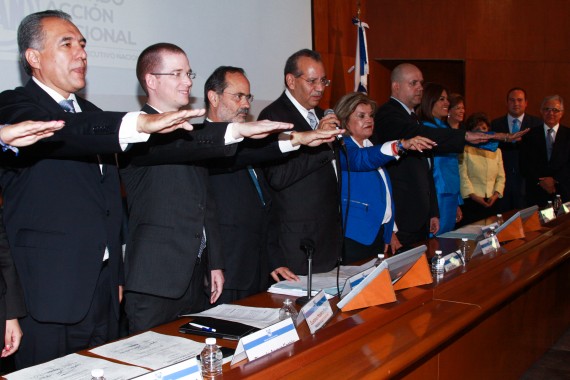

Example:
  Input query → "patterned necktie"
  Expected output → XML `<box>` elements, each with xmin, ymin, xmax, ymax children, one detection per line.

<box><xmin>410</xmin><ymin>111</ymin><xmax>420</xmax><ymax>125</ymax></box>
<box><xmin>198</xmin><ymin>229</ymin><xmax>207</xmax><ymax>259</ymax></box>
<box><xmin>546</xmin><ymin>128</ymin><xmax>555</xmax><ymax>161</ymax></box>
<box><xmin>512</xmin><ymin>118</ymin><xmax>520</xmax><ymax>133</ymax></box>
<box><xmin>59</xmin><ymin>99</ymin><xmax>76</xmax><ymax>113</ymax></box>
<box><xmin>307</xmin><ymin>111</ymin><xmax>318</xmax><ymax>129</ymax></box>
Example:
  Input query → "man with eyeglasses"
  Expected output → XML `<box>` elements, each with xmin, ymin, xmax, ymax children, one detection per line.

<box><xmin>204</xmin><ymin>66</ymin><xmax>340</xmax><ymax>303</ymax></box>
<box><xmin>372</xmin><ymin>63</ymin><xmax>516</xmax><ymax>247</ymax></box>
<box><xmin>257</xmin><ymin>49</ymin><xmax>344</xmax><ymax>278</ymax></box>
<box><xmin>521</xmin><ymin>95</ymin><xmax>570</xmax><ymax>207</ymax></box>
<box><xmin>119</xmin><ymin>43</ymin><xmax>294</xmax><ymax>333</ymax></box>
<box><xmin>491</xmin><ymin>88</ymin><xmax>543</xmax><ymax>213</ymax></box>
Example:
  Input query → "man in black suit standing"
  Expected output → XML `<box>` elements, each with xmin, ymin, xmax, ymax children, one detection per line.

<box><xmin>521</xmin><ymin>95</ymin><xmax>570</xmax><ymax>206</ymax></box>
<box><xmin>120</xmin><ymin>44</ymin><xmax>294</xmax><ymax>333</ymax></box>
<box><xmin>0</xmin><ymin>120</ymin><xmax>65</xmax><ymax>363</ymax></box>
<box><xmin>205</xmin><ymin>66</ymin><xmax>339</xmax><ymax>302</ymax></box>
<box><xmin>259</xmin><ymin>49</ymin><xmax>343</xmax><ymax>278</ymax></box>
<box><xmin>491</xmin><ymin>88</ymin><xmax>542</xmax><ymax>212</ymax></box>
<box><xmin>0</xmin><ymin>11</ymin><xmax>198</xmax><ymax>368</ymax></box>
<box><xmin>372</xmin><ymin>63</ymin><xmax>496</xmax><ymax>247</ymax></box>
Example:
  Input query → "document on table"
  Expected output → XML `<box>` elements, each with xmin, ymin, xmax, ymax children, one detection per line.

<box><xmin>90</xmin><ymin>331</ymin><xmax>204</xmax><ymax>370</ymax></box>
<box><xmin>268</xmin><ymin>259</ymin><xmax>377</xmax><ymax>298</ymax></box>
<box><xmin>4</xmin><ymin>353</ymin><xmax>148</xmax><ymax>380</ymax></box>
<box><xmin>185</xmin><ymin>304</ymin><xmax>280</xmax><ymax>329</ymax></box>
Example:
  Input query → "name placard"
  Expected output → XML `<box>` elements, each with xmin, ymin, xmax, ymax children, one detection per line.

<box><xmin>473</xmin><ymin>235</ymin><xmax>500</xmax><ymax>257</ymax></box>
<box><xmin>443</xmin><ymin>251</ymin><xmax>463</xmax><ymax>272</ymax></box>
<box><xmin>481</xmin><ymin>222</ymin><xmax>499</xmax><ymax>238</ymax></box>
<box><xmin>540</xmin><ymin>207</ymin><xmax>555</xmax><ymax>223</ymax></box>
<box><xmin>134</xmin><ymin>357</ymin><xmax>202</xmax><ymax>380</ymax></box>
<box><xmin>298</xmin><ymin>290</ymin><xmax>334</xmax><ymax>334</ymax></box>
<box><xmin>230</xmin><ymin>318</ymin><xmax>299</xmax><ymax>365</ymax></box>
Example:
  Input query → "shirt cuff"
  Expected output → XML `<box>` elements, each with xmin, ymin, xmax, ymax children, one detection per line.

<box><xmin>224</xmin><ymin>123</ymin><xmax>244</xmax><ymax>145</ymax></box>
<box><xmin>278</xmin><ymin>131</ymin><xmax>300</xmax><ymax>153</ymax></box>
<box><xmin>119</xmin><ymin>112</ymin><xmax>150</xmax><ymax>150</ymax></box>
<box><xmin>381</xmin><ymin>140</ymin><xmax>399</xmax><ymax>158</ymax></box>
<box><xmin>0</xmin><ymin>125</ymin><xmax>19</xmax><ymax>156</ymax></box>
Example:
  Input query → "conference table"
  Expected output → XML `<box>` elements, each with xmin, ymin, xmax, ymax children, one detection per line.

<box><xmin>15</xmin><ymin>211</ymin><xmax>570</xmax><ymax>379</ymax></box>
<box><xmin>152</xmin><ymin>211</ymin><xmax>570</xmax><ymax>379</ymax></box>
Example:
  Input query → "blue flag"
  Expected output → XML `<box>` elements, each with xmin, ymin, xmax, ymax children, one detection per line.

<box><xmin>351</xmin><ymin>17</ymin><xmax>369</xmax><ymax>93</ymax></box>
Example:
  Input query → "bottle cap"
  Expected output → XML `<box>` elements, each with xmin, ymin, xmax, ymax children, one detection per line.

<box><xmin>91</xmin><ymin>369</ymin><xmax>104</xmax><ymax>377</ymax></box>
<box><xmin>497</xmin><ymin>214</ymin><xmax>502</xmax><ymax>217</ymax></box>
<box><xmin>205</xmin><ymin>337</ymin><xmax>216</xmax><ymax>345</ymax></box>
<box><xmin>461</xmin><ymin>238</ymin><xmax>468</xmax><ymax>241</ymax></box>
<box><xmin>378</xmin><ymin>253</ymin><xmax>385</xmax><ymax>260</ymax></box>
<box><xmin>435</xmin><ymin>250</ymin><xmax>442</xmax><ymax>254</ymax></box>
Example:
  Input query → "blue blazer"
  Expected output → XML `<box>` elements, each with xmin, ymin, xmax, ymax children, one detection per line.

<box><xmin>340</xmin><ymin>137</ymin><xmax>396</xmax><ymax>245</ymax></box>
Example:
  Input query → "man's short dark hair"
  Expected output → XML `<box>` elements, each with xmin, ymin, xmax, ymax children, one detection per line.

<box><xmin>18</xmin><ymin>10</ymin><xmax>71</xmax><ymax>76</ymax></box>
<box><xmin>283</xmin><ymin>49</ymin><xmax>322</xmax><ymax>86</ymax></box>
<box><xmin>507</xmin><ymin>87</ymin><xmax>527</xmax><ymax>101</ymax></box>
<box><xmin>136</xmin><ymin>43</ymin><xmax>186</xmax><ymax>95</ymax></box>
<box><xmin>204</xmin><ymin>66</ymin><xmax>246</xmax><ymax>112</ymax></box>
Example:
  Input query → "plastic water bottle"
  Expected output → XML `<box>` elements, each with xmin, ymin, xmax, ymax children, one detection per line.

<box><xmin>278</xmin><ymin>298</ymin><xmax>299</xmax><ymax>324</ymax></box>
<box><xmin>201</xmin><ymin>337</ymin><xmax>223</xmax><ymax>378</ymax></box>
<box><xmin>496</xmin><ymin>214</ymin><xmax>504</xmax><ymax>226</ymax></box>
<box><xmin>553</xmin><ymin>194</ymin><xmax>562</xmax><ymax>214</ymax></box>
<box><xmin>91</xmin><ymin>369</ymin><xmax>106</xmax><ymax>380</ymax></box>
<box><xmin>431</xmin><ymin>250</ymin><xmax>445</xmax><ymax>278</ymax></box>
<box><xmin>459</xmin><ymin>237</ymin><xmax>470</xmax><ymax>264</ymax></box>
<box><xmin>547</xmin><ymin>200</ymin><xmax>553</xmax><ymax>210</ymax></box>
<box><xmin>488</xmin><ymin>226</ymin><xmax>498</xmax><ymax>253</ymax></box>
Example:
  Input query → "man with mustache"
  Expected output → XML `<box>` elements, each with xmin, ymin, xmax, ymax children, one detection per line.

<box><xmin>259</xmin><ymin>49</ymin><xmax>343</xmax><ymax>278</ymax></box>
<box><xmin>120</xmin><ymin>44</ymin><xmax>294</xmax><ymax>333</ymax></box>
<box><xmin>0</xmin><ymin>11</ymin><xmax>200</xmax><ymax>368</ymax></box>
<box><xmin>205</xmin><ymin>66</ymin><xmax>339</xmax><ymax>302</ymax></box>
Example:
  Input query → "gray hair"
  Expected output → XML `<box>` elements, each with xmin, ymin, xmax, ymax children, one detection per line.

<box><xmin>541</xmin><ymin>95</ymin><xmax>564</xmax><ymax>110</ymax></box>
<box><xmin>18</xmin><ymin>10</ymin><xmax>71</xmax><ymax>76</ymax></box>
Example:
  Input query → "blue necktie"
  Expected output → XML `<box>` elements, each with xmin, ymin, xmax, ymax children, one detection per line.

<box><xmin>59</xmin><ymin>99</ymin><xmax>76</xmax><ymax>113</ymax></box>
<box><xmin>248</xmin><ymin>166</ymin><xmax>265</xmax><ymax>207</ymax></box>
<box><xmin>307</xmin><ymin>112</ymin><xmax>318</xmax><ymax>129</ymax></box>
<box><xmin>512</xmin><ymin>118</ymin><xmax>520</xmax><ymax>133</ymax></box>
<box><xmin>546</xmin><ymin>128</ymin><xmax>555</xmax><ymax>161</ymax></box>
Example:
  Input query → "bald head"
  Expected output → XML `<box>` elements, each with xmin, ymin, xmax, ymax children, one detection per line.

<box><xmin>391</xmin><ymin>63</ymin><xmax>424</xmax><ymax>109</ymax></box>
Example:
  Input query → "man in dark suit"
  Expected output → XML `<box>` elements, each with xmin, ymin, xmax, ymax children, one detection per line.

<box><xmin>372</xmin><ymin>63</ymin><xmax>493</xmax><ymax>247</ymax></box>
<box><xmin>491</xmin><ymin>88</ymin><xmax>542</xmax><ymax>212</ymax></box>
<box><xmin>521</xmin><ymin>95</ymin><xmax>570</xmax><ymax>207</ymax></box>
<box><xmin>120</xmin><ymin>44</ymin><xmax>294</xmax><ymax>333</ymax></box>
<box><xmin>259</xmin><ymin>49</ymin><xmax>344</xmax><ymax>278</ymax></box>
<box><xmin>205</xmin><ymin>66</ymin><xmax>339</xmax><ymax>303</ymax></box>
<box><xmin>0</xmin><ymin>11</ymin><xmax>200</xmax><ymax>369</ymax></box>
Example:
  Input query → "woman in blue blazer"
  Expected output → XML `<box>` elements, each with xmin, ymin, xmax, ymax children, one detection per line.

<box><xmin>418</xmin><ymin>83</ymin><xmax>464</xmax><ymax>235</ymax></box>
<box><xmin>335</xmin><ymin>93</ymin><xmax>435</xmax><ymax>263</ymax></box>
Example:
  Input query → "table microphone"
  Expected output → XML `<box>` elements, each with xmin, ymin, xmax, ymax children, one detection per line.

<box><xmin>324</xmin><ymin>109</ymin><xmax>344</xmax><ymax>144</ymax></box>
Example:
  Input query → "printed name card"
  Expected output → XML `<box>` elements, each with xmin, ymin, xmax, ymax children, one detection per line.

<box><xmin>558</xmin><ymin>202</ymin><xmax>570</xmax><ymax>216</ymax></box>
<box><xmin>230</xmin><ymin>318</ymin><xmax>299</xmax><ymax>365</ymax></box>
<box><xmin>540</xmin><ymin>207</ymin><xmax>555</xmax><ymax>223</ymax></box>
<box><xmin>135</xmin><ymin>357</ymin><xmax>202</xmax><ymax>380</ymax></box>
<box><xmin>299</xmin><ymin>290</ymin><xmax>334</xmax><ymax>334</ymax></box>
<box><xmin>473</xmin><ymin>235</ymin><xmax>500</xmax><ymax>257</ymax></box>
<box><xmin>443</xmin><ymin>251</ymin><xmax>463</xmax><ymax>272</ymax></box>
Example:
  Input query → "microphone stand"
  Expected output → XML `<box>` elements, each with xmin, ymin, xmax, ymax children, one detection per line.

<box><xmin>296</xmin><ymin>239</ymin><xmax>315</xmax><ymax>306</ymax></box>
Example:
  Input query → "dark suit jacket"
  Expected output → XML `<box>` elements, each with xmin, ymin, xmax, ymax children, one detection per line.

<box><xmin>0</xmin><ymin>206</ymin><xmax>26</xmax><ymax>336</ymax></box>
<box><xmin>120</xmin><ymin>107</ymin><xmax>235</xmax><ymax>299</ymax></box>
<box><xmin>259</xmin><ymin>92</ymin><xmax>341</xmax><ymax>275</ymax></box>
<box><xmin>491</xmin><ymin>113</ymin><xmax>542</xmax><ymax>211</ymax></box>
<box><xmin>0</xmin><ymin>79</ymin><xmax>126</xmax><ymax>324</ymax></box>
<box><xmin>372</xmin><ymin>98</ymin><xmax>465</xmax><ymax>245</ymax></box>
<box><xmin>520</xmin><ymin>124</ymin><xmax>570</xmax><ymax>206</ymax></box>
<box><xmin>207</xmin><ymin>136</ymin><xmax>287</xmax><ymax>292</ymax></box>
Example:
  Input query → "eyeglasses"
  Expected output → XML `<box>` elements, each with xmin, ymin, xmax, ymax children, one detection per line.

<box><xmin>150</xmin><ymin>71</ymin><xmax>196</xmax><ymax>80</ymax></box>
<box><xmin>542</xmin><ymin>107</ymin><xmax>563</xmax><ymax>114</ymax></box>
<box><xmin>223</xmin><ymin>92</ymin><xmax>254</xmax><ymax>103</ymax></box>
<box><xmin>296</xmin><ymin>76</ymin><xmax>331</xmax><ymax>87</ymax></box>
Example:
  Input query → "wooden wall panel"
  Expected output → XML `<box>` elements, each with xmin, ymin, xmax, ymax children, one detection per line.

<box><xmin>313</xmin><ymin>0</ymin><xmax>569</xmax><ymax>126</ymax></box>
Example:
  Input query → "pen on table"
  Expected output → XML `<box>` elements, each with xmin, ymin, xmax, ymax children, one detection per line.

<box><xmin>189</xmin><ymin>322</ymin><xmax>217</xmax><ymax>332</ymax></box>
